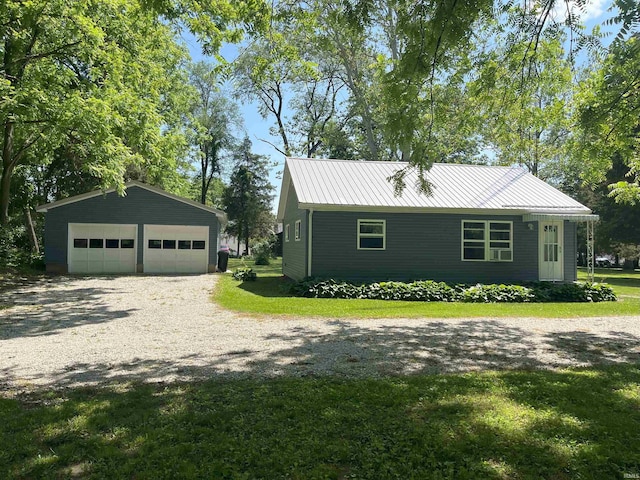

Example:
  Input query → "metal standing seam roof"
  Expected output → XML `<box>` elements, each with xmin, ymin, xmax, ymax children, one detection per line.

<box><xmin>277</xmin><ymin>157</ymin><xmax>594</xmax><ymax>219</ymax></box>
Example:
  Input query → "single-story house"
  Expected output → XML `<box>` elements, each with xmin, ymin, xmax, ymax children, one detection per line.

<box><xmin>276</xmin><ymin>157</ymin><xmax>598</xmax><ymax>283</ymax></box>
<box><xmin>36</xmin><ymin>181</ymin><xmax>226</xmax><ymax>274</ymax></box>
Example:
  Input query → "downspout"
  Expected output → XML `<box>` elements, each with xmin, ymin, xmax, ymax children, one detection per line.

<box><xmin>587</xmin><ymin>219</ymin><xmax>594</xmax><ymax>282</ymax></box>
<box><xmin>307</xmin><ymin>209</ymin><xmax>313</xmax><ymax>277</ymax></box>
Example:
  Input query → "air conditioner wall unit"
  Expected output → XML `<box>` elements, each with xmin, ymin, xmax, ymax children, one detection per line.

<box><xmin>490</xmin><ymin>248</ymin><xmax>512</xmax><ymax>261</ymax></box>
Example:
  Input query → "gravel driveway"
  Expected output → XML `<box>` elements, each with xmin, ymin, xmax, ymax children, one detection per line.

<box><xmin>1</xmin><ymin>275</ymin><xmax>639</xmax><ymax>392</ymax></box>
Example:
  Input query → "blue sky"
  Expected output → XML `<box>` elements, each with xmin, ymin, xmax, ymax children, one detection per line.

<box><xmin>182</xmin><ymin>35</ymin><xmax>285</xmax><ymax>211</ymax></box>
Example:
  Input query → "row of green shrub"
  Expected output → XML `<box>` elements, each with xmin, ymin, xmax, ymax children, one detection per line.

<box><xmin>290</xmin><ymin>279</ymin><xmax>617</xmax><ymax>303</ymax></box>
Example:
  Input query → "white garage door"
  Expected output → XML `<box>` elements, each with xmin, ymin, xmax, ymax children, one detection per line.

<box><xmin>143</xmin><ymin>225</ymin><xmax>209</xmax><ymax>273</ymax></box>
<box><xmin>68</xmin><ymin>223</ymin><xmax>137</xmax><ymax>274</ymax></box>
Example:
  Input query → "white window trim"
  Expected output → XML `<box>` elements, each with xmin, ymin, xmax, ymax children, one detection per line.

<box><xmin>294</xmin><ymin>220</ymin><xmax>301</xmax><ymax>241</ymax></box>
<box><xmin>357</xmin><ymin>219</ymin><xmax>386</xmax><ymax>250</ymax></box>
<box><xmin>285</xmin><ymin>224</ymin><xmax>290</xmax><ymax>242</ymax></box>
<box><xmin>461</xmin><ymin>220</ymin><xmax>513</xmax><ymax>262</ymax></box>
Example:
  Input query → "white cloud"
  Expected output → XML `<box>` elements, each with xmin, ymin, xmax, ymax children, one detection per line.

<box><xmin>581</xmin><ymin>0</ymin><xmax>608</xmax><ymax>21</ymax></box>
<box><xmin>552</xmin><ymin>0</ymin><xmax>610</xmax><ymax>23</ymax></box>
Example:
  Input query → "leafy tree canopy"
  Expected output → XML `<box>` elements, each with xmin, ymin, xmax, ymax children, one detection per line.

<box><xmin>573</xmin><ymin>35</ymin><xmax>640</xmax><ymax>204</ymax></box>
<box><xmin>0</xmin><ymin>0</ymin><xmax>268</xmax><ymax>225</ymax></box>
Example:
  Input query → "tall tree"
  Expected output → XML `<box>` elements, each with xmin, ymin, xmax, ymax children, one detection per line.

<box><xmin>222</xmin><ymin>137</ymin><xmax>274</xmax><ymax>254</ymax></box>
<box><xmin>0</xmin><ymin>0</ymin><xmax>187</xmax><ymax>224</ymax></box>
<box><xmin>294</xmin><ymin>0</ymin><xmax>637</xmax><ymax>180</ymax></box>
<box><xmin>314</xmin><ymin>0</ymin><xmax>383</xmax><ymax>160</ymax></box>
<box><xmin>0</xmin><ymin>0</ymin><xmax>267</xmax><ymax>226</ymax></box>
<box><xmin>238</xmin><ymin>0</ymin><xmax>489</xmax><ymax>169</ymax></box>
<box><xmin>289</xmin><ymin>63</ymin><xmax>345</xmax><ymax>158</ymax></box>
<box><xmin>561</xmin><ymin>154</ymin><xmax>640</xmax><ymax>268</ymax></box>
<box><xmin>573</xmin><ymin>35</ymin><xmax>640</xmax><ymax>203</ymax></box>
<box><xmin>472</xmin><ymin>28</ymin><xmax>573</xmax><ymax>178</ymax></box>
<box><xmin>233</xmin><ymin>5</ymin><xmax>340</xmax><ymax>156</ymax></box>
<box><xmin>188</xmin><ymin>61</ymin><xmax>242</xmax><ymax>204</ymax></box>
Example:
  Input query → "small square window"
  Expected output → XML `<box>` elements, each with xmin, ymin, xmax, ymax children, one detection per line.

<box><xmin>121</xmin><ymin>239</ymin><xmax>134</xmax><ymax>249</ymax></box>
<box><xmin>148</xmin><ymin>239</ymin><xmax>161</xmax><ymax>249</ymax></box>
<box><xmin>73</xmin><ymin>238</ymin><xmax>88</xmax><ymax>248</ymax></box>
<box><xmin>163</xmin><ymin>240</ymin><xmax>176</xmax><ymax>249</ymax></box>
<box><xmin>89</xmin><ymin>238</ymin><xmax>104</xmax><ymax>248</ymax></box>
<box><xmin>105</xmin><ymin>239</ymin><xmax>120</xmax><ymax>249</ymax></box>
<box><xmin>192</xmin><ymin>240</ymin><xmax>206</xmax><ymax>250</ymax></box>
<box><xmin>357</xmin><ymin>219</ymin><xmax>385</xmax><ymax>250</ymax></box>
<box><xmin>178</xmin><ymin>240</ymin><xmax>191</xmax><ymax>250</ymax></box>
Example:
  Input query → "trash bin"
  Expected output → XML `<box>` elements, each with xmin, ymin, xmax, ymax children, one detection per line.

<box><xmin>217</xmin><ymin>248</ymin><xmax>229</xmax><ymax>272</ymax></box>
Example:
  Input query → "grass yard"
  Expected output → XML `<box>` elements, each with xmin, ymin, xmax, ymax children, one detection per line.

<box><xmin>215</xmin><ymin>258</ymin><xmax>640</xmax><ymax>318</ymax></box>
<box><xmin>3</xmin><ymin>261</ymin><xmax>639</xmax><ymax>478</ymax></box>
<box><xmin>2</xmin><ymin>365</ymin><xmax>639</xmax><ymax>479</ymax></box>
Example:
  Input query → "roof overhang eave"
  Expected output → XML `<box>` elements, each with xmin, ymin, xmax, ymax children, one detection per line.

<box><xmin>297</xmin><ymin>203</ymin><xmax>530</xmax><ymax>215</ymax></box>
<box><xmin>294</xmin><ymin>204</ymin><xmax>600</xmax><ymax>220</ymax></box>
<box><xmin>522</xmin><ymin>212</ymin><xmax>599</xmax><ymax>222</ymax></box>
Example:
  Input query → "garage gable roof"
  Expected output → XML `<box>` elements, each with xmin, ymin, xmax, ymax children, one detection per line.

<box><xmin>36</xmin><ymin>181</ymin><xmax>226</xmax><ymax>221</ymax></box>
<box><xmin>277</xmin><ymin>157</ymin><xmax>593</xmax><ymax>220</ymax></box>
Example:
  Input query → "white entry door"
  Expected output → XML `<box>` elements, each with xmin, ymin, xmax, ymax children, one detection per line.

<box><xmin>143</xmin><ymin>225</ymin><xmax>209</xmax><ymax>273</ymax></box>
<box><xmin>539</xmin><ymin>222</ymin><xmax>564</xmax><ymax>281</ymax></box>
<box><xmin>68</xmin><ymin>223</ymin><xmax>137</xmax><ymax>273</ymax></box>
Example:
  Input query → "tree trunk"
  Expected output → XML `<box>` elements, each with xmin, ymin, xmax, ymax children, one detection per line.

<box><xmin>273</xmin><ymin>83</ymin><xmax>290</xmax><ymax>156</ymax></box>
<box><xmin>0</xmin><ymin>166</ymin><xmax>13</xmax><ymax>225</ymax></box>
<box><xmin>24</xmin><ymin>207</ymin><xmax>39</xmax><ymax>253</ymax></box>
<box><xmin>244</xmin><ymin>224</ymin><xmax>250</xmax><ymax>256</ymax></box>
<box><xmin>200</xmin><ymin>150</ymin><xmax>208</xmax><ymax>204</ymax></box>
<box><xmin>1</xmin><ymin>122</ymin><xmax>16</xmax><ymax>225</ymax></box>
<box><xmin>201</xmin><ymin>173</ymin><xmax>207</xmax><ymax>204</ymax></box>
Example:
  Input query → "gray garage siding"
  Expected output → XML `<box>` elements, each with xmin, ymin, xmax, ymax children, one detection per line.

<box><xmin>310</xmin><ymin>211</ymin><xmax>567</xmax><ymax>284</ymax></box>
<box><xmin>43</xmin><ymin>186</ymin><xmax>220</xmax><ymax>271</ymax></box>
<box><xmin>281</xmin><ymin>182</ymin><xmax>307</xmax><ymax>281</ymax></box>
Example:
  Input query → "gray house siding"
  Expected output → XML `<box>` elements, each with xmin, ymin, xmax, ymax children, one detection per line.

<box><xmin>281</xmin><ymin>182</ymin><xmax>307</xmax><ymax>281</ymax></box>
<box><xmin>43</xmin><ymin>186</ymin><xmax>220</xmax><ymax>271</ymax></box>
<box><xmin>310</xmin><ymin>211</ymin><xmax>546</xmax><ymax>284</ymax></box>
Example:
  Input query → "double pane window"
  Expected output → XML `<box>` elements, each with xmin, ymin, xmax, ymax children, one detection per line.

<box><xmin>462</xmin><ymin>221</ymin><xmax>512</xmax><ymax>261</ymax></box>
<box><xmin>357</xmin><ymin>219</ymin><xmax>386</xmax><ymax>250</ymax></box>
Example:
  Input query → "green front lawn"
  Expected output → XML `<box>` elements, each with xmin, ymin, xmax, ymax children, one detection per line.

<box><xmin>215</xmin><ymin>258</ymin><xmax>640</xmax><ymax>318</ymax></box>
<box><xmin>2</xmin><ymin>365</ymin><xmax>640</xmax><ymax>479</ymax></box>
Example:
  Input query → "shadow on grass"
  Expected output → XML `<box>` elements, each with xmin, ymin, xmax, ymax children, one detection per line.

<box><xmin>580</xmin><ymin>267</ymin><xmax>640</xmax><ymax>288</ymax></box>
<box><xmin>2</xmin><ymin>365</ymin><xmax>640</xmax><ymax>479</ymax></box>
<box><xmin>594</xmin><ymin>275</ymin><xmax>640</xmax><ymax>291</ymax></box>
<box><xmin>236</xmin><ymin>276</ymin><xmax>294</xmax><ymax>297</ymax></box>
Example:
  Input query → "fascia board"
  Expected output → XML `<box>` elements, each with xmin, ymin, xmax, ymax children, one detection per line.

<box><xmin>297</xmin><ymin>204</ymin><xmax>592</xmax><ymax>217</ymax></box>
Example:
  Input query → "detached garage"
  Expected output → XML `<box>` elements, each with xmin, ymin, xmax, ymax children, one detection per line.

<box><xmin>36</xmin><ymin>181</ymin><xmax>226</xmax><ymax>274</ymax></box>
